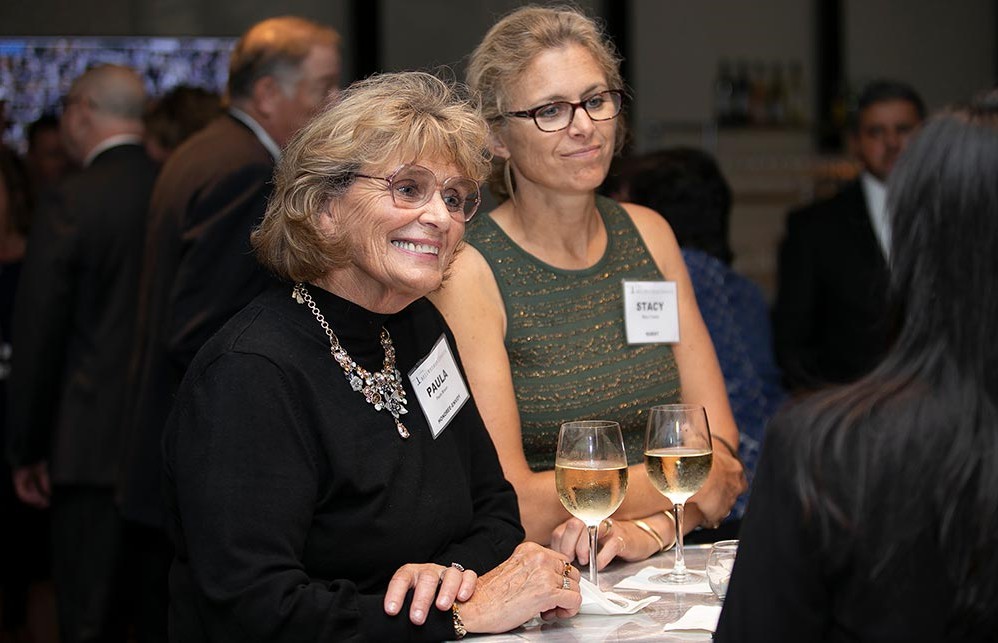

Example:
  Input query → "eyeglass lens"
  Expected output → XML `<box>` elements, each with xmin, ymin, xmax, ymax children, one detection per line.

<box><xmin>389</xmin><ymin>165</ymin><xmax>480</xmax><ymax>221</ymax></box>
<box><xmin>533</xmin><ymin>90</ymin><xmax>622</xmax><ymax>132</ymax></box>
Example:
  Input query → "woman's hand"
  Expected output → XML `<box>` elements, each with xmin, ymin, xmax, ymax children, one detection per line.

<box><xmin>383</xmin><ymin>562</ymin><xmax>477</xmax><ymax>625</ymax></box>
<box><xmin>550</xmin><ymin>515</ymin><xmax>673</xmax><ymax>569</ymax></box>
<box><xmin>687</xmin><ymin>445</ymin><xmax>746</xmax><ymax>527</ymax></box>
<box><xmin>457</xmin><ymin>542</ymin><xmax>582</xmax><ymax>634</ymax></box>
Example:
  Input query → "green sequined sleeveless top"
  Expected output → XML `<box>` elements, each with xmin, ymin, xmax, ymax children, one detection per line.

<box><xmin>465</xmin><ymin>195</ymin><xmax>681</xmax><ymax>472</ymax></box>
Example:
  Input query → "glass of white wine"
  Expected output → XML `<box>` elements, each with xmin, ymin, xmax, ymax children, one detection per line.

<box><xmin>643</xmin><ymin>404</ymin><xmax>713</xmax><ymax>584</ymax></box>
<box><xmin>555</xmin><ymin>420</ymin><xmax>628</xmax><ymax>587</ymax></box>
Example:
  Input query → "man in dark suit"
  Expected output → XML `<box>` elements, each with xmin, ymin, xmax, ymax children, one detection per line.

<box><xmin>773</xmin><ymin>80</ymin><xmax>925</xmax><ymax>392</ymax></box>
<box><xmin>115</xmin><ymin>17</ymin><xmax>341</xmax><ymax>628</ymax></box>
<box><xmin>6</xmin><ymin>64</ymin><xmax>159</xmax><ymax>643</ymax></box>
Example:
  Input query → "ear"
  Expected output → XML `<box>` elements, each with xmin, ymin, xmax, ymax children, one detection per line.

<box><xmin>251</xmin><ymin>76</ymin><xmax>284</xmax><ymax>119</ymax></box>
<box><xmin>489</xmin><ymin>130</ymin><xmax>511</xmax><ymax>160</ymax></box>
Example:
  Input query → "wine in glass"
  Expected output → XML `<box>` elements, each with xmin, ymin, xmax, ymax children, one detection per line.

<box><xmin>555</xmin><ymin>420</ymin><xmax>628</xmax><ymax>587</ymax></box>
<box><xmin>643</xmin><ymin>404</ymin><xmax>713</xmax><ymax>584</ymax></box>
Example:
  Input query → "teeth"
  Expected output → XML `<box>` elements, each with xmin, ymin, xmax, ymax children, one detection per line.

<box><xmin>391</xmin><ymin>240</ymin><xmax>439</xmax><ymax>255</ymax></box>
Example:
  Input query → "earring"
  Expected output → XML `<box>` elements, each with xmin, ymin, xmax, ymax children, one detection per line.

<box><xmin>503</xmin><ymin>158</ymin><xmax>517</xmax><ymax>206</ymax></box>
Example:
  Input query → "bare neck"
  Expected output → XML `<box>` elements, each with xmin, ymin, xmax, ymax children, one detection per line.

<box><xmin>492</xmin><ymin>188</ymin><xmax>606</xmax><ymax>270</ymax></box>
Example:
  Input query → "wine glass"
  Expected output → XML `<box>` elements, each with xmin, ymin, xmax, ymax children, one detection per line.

<box><xmin>555</xmin><ymin>420</ymin><xmax>628</xmax><ymax>587</ymax></box>
<box><xmin>643</xmin><ymin>404</ymin><xmax>713</xmax><ymax>584</ymax></box>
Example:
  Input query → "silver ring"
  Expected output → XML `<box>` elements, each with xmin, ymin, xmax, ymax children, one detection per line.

<box><xmin>562</xmin><ymin>575</ymin><xmax>571</xmax><ymax>590</ymax></box>
<box><xmin>451</xmin><ymin>562</ymin><xmax>465</xmax><ymax>572</ymax></box>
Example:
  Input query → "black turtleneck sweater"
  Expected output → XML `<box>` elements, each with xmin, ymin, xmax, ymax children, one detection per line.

<box><xmin>164</xmin><ymin>285</ymin><xmax>524</xmax><ymax>642</ymax></box>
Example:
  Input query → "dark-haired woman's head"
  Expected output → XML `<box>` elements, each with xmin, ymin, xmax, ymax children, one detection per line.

<box><xmin>624</xmin><ymin>147</ymin><xmax>734</xmax><ymax>265</ymax></box>
<box><xmin>887</xmin><ymin>98</ymin><xmax>998</xmax><ymax>385</ymax></box>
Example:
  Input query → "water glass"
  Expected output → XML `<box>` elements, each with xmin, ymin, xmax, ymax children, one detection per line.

<box><xmin>706</xmin><ymin>539</ymin><xmax>738</xmax><ymax>600</ymax></box>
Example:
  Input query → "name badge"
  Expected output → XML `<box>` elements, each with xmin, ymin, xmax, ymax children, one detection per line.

<box><xmin>408</xmin><ymin>334</ymin><xmax>471</xmax><ymax>439</ymax></box>
<box><xmin>622</xmin><ymin>280</ymin><xmax>680</xmax><ymax>344</ymax></box>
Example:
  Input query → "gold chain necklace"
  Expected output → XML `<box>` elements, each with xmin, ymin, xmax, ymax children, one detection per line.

<box><xmin>292</xmin><ymin>283</ymin><xmax>410</xmax><ymax>439</ymax></box>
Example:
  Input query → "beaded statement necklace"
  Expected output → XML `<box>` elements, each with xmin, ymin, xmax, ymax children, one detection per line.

<box><xmin>292</xmin><ymin>283</ymin><xmax>410</xmax><ymax>439</ymax></box>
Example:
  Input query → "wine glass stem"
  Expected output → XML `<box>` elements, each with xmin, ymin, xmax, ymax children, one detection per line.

<box><xmin>673</xmin><ymin>503</ymin><xmax>687</xmax><ymax>577</ymax></box>
<box><xmin>588</xmin><ymin>524</ymin><xmax>599</xmax><ymax>586</ymax></box>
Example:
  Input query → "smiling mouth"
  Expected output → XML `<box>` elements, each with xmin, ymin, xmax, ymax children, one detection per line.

<box><xmin>391</xmin><ymin>240</ymin><xmax>440</xmax><ymax>256</ymax></box>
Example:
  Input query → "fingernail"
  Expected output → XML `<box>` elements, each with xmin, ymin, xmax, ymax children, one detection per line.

<box><xmin>413</xmin><ymin>609</ymin><xmax>425</xmax><ymax>623</ymax></box>
<box><xmin>386</xmin><ymin>601</ymin><xmax>398</xmax><ymax>613</ymax></box>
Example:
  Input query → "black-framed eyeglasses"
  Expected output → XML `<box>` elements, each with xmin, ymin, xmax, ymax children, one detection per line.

<box><xmin>355</xmin><ymin>163</ymin><xmax>482</xmax><ymax>222</ymax></box>
<box><xmin>503</xmin><ymin>89</ymin><xmax>625</xmax><ymax>133</ymax></box>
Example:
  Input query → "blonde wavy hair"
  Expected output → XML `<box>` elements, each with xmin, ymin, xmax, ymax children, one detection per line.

<box><xmin>251</xmin><ymin>71</ymin><xmax>490</xmax><ymax>283</ymax></box>
<box><xmin>467</xmin><ymin>4</ymin><xmax>626</xmax><ymax>201</ymax></box>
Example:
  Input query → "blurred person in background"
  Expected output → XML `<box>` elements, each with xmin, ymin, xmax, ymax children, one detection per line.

<box><xmin>626</xmin><ymin>147</ymin><xmax>786</xmax><ymax>537</ymax></box>
<box><xmin>717</xmin><ymin>97</ymin><xmax>998</xmax><ymax>642</ymax></box>
<box><xmin>0</xmin><ymin>145</ymin><xmax>50</xmax><ymax>643</ymax></box>
<box><xmin>24</xmin><ymin>115</ymin><xmax>70</xmax><ymax>194</ymax></box>
<box><xmin>117</xmin><ymin>16</ymin><xmax>342</xmax><ymax>639</ymax></box>
<box><xmin>142</xmin><ymin>86</ymin><xmax>222</xmax><ymax>163</ymax></box>
<box><xmin>5</xmin><ymin>64</ymin><xmax>159</xmax><ymax>643</ymax></box>
<box><xmin>773</xmin><ymin>80</ymin><xmax>925</xmax><ymax>393</ymax></box>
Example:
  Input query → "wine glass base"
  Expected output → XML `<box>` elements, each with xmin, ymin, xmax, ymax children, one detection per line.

<box><xmin>648</xmin><ymin>569</ymin><xmax>706</xmax><ymax>585</ymax></box>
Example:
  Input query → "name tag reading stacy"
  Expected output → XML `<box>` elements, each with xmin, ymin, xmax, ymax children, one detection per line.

<box><xmin>622</xmin><ymin>280</ymin><xmax>680</xmax><ymax>344</ymax></box>
<box><xmin>408</xmin><ymin>334</ymin><xmax>471</xmax><ymax>438</ymax></box>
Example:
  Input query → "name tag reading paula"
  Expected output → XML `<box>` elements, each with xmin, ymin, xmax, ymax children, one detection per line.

<box><xmin>622</xmin><ymin>280</ymin><xmax>680</xmax><ymax>344</ymax></box>
<box><xmin>408</xmin><ymin>334</ymin><xmax>471</xmax><ymax>439</ymax></box>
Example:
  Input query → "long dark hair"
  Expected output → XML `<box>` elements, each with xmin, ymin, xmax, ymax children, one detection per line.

<box><xmin>792</xmin><ymin>98</ymin><xmax>998</xmax><ymax>632</ymax></box>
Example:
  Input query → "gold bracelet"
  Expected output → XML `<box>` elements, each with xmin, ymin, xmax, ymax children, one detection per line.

<box><xmin>661</xmin><ymin>510</ymin><xmax>678</xmax><ymax>551</ymax></box>
<box><xmin>631</xmin><ymin>518</ymin><xmax>667</xmax><ymax>552</ymax></box>
<box><xmin>452</xmin><ymin>603</ymin><xmax>467</xmax><ymax>639</ymax></box>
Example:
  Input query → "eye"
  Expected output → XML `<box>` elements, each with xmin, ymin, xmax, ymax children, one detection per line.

<box><xmin>440</xmin><ymin>188</ymin><xmax>465</xmax><ymax>212</ymax></box>
<box><xmin>585</xmin><ymin>94</ymin><xmax>606</xmax><ymax>109</ymax></box>
<box><xmin>534</xmin><ymin>102</ymin><xmax>567</xmax><ymax>120</ymax></box>
<box><xmin>393</xmin><ymin>178</ymin><xmax>427</xmax><ymax>202</ymax></box>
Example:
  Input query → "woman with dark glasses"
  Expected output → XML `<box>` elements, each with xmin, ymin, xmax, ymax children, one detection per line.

<box><xmin>431</xmin><ymin>5</ymin><xmax>746</xmax><ymax>570</ymax></box>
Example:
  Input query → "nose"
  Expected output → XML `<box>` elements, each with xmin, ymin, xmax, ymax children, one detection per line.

<box><xmin>417</xmin><ymin>191</ymin><xmax>455</xmax><ymax>229</ymax></box>
<box><xmin>566</xmin><ymin>104</ymin><xmax>596</xmax><ymax>137</ymax></box>
<box><xmin>884</xmin><ymin>128</ymin><xmax>902</xmax><ymax>151</ymax></box>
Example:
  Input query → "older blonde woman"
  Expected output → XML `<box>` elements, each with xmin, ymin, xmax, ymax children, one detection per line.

<box><xmin>430</xmin><ymin>5</ymin><xmax>746</xmax><ymax>569</ymax></box>
<box><xmin>164</xmin><ymin>71</ymin><xmax>580</xmax><ymax>643</ymax></box>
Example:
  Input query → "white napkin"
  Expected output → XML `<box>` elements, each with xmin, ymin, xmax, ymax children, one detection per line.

<box><xmin>663</xmin><ymin>605</ymin><xmax>722</xmax><ymax>632</ymax></box>
<box><xmin>579</xmin><ymin>578</ymin><xmax>660</xmax><ymax>615</ymax></box>
<box><xmin>613</xmin><ymin>565</ymin><xmax>712</xmax><ymax>594</ymax></box>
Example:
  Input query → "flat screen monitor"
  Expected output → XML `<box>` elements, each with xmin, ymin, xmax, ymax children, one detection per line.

<box><xmin>0</xmin><ymin>36</ymin><xmax>235</xmax><ymax>154</ymax></box>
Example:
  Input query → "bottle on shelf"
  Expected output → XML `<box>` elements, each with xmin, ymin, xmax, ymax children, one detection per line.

<box><xmin>767</xmin><ymin>61</ymin><xmax>788</xmax><ymax>126</ymax></box>
<box><xmin>731</xmin><ymin>59</ymin><xmax>750</xmax><ymax>127</ymax></box>
<box><xmin>786</xmin><ymin>60</ymin><xmax>806</xmax><ymax>127</ymax></box>
<box><xmin>713</xmin><ymin>58</ymin><xmax>735</xmax><ymax>126</ymax></box>
<box><xmin>748</xmin><ymin>60</ymin><xmax>768</xmax><ymax>126</ymax></box>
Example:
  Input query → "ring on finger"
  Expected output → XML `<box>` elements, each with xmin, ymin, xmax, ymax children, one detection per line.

<box><xmin>451</xmin><ymin>562</ymin><xmax>465</xmax><ymax>572</ymax></box>
<box><xmin>600</xmin><ymin>517</ymin><xmax>614</xmax><ymax>537</ymax></box>
<box><xmin>563</xmin><ymin>561</ymin><xmax>573</xmax><ymax>577</ymax></box>
<box><xmin>562</xmin><ymin>575</ymin><xmax>571</xmax><ymax>590</ymax></box>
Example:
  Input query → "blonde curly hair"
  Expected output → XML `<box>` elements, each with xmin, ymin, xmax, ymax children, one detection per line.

<box><xmin>252</xmin><ymin>71</ymin><xmax>490</xmax><ymax>283</ymax></box>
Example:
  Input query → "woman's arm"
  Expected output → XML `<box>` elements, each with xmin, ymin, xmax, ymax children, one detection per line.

<box><xmin>625</xmin><ymin>203</ymin><xmax>747</xmax><ymax>526</ymax></box>
<box><xmin>430</xmin><ymin>246</ymin><xmax>677</xmax><ymax>543</ymax></box>
<box><xmin>431</xmin><ymin>390</ymin><xmax>526</xmax><ymax>570</ymax></box>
